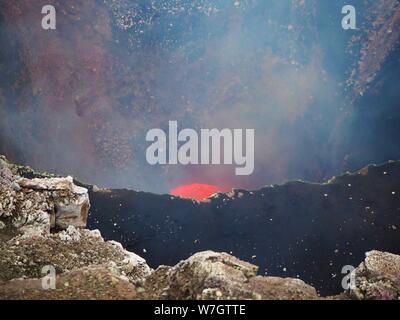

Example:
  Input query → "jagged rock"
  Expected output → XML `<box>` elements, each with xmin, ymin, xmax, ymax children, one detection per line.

<box><xmin>0</xmin><ymin>155</ymin><xmax>151</xmax><ymax>298</ymax></box>
<box><xmin>140</xmin><ymin>251</ymin><xmax>319</xmax><ymax>300</ymax></box>
<box><xmin>108</xmin><ymin>240</ymin><xmax>151</xmax><ymax>279</ymax></box>
<box><xmin>58</xmin><ymin>226</ymin><xmax>82</xmax><ymax>242</ymax></box>
<box><xmin>0</xmin><ymin>162</ymin><xmax>52</xmax><ymax>237</ymax></box>
<box><xmin>348</xmin><ymin>251</ymin><xmax>400</xmax><ymax>300</ymax></box>
<box><xmin>1</xmin><ymin>157</ymin><xmax>90</xmax><ymax>237</ymax></box>
<box><xmin>17</xmin><ymin>176</ymin><xmax>90</xmax><ymax>230</ymax></box>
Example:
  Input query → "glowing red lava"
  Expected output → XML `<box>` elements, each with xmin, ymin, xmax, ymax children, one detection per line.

<box><xmin>170</xmin><ymin>183</ymin><xmax>230</xmax><ymax>201</ymax></box>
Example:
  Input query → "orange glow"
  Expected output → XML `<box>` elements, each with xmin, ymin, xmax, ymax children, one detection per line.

<box><xmin>171</xmin><ymin>183</ymin><xmax>230</xmax><ymax>201</ymax></box>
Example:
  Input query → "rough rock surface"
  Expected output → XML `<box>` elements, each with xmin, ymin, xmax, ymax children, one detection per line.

<box><xmin>139</xmin><ymin>251</ymin><xmax>318</xmax><ymax>300</ymax></box>
<box><xmin>348</xmin><ymin>250</ymin><xmax>400</xmax><ymax>300</ymax></box>
<box><xmin>0</xmin><ymin>156</ymin><xmax>89</xmax><ymax>237</ymax></box>
<box><xmin>0</xmin><ymin>227</ymin><xmax>151</xmax><ymax>284</ymax></box>
<box><xmin>0</xmin><ymin>155</ymin><xmax>151</xmax><ymax>299</ymax></box>
<box><xmin>0</xmin><ymin>266</ymin><xmax>138</xmax><ymax>300</ymax></box>
<box><xmin>17</xmin><ymin>176</ymin><xmax>90</xmax><ymax>229</ymax></box>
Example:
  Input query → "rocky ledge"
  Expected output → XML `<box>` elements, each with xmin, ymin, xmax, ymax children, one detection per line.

<box><xmin>0</xmin><ymin>155</ymin><xmax>89</xmax><ymax>238</ymax></box>
<box><xmin>1</xmin><ymin>156</ymin><xmax>400</xmax><ymax>300</ymax></box>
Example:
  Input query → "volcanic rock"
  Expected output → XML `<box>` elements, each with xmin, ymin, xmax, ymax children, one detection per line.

<box><xmin>139</xmin><ymin>251</ymin><xmax>319</xmax><ymax>300</ymax></box>
<box><xmin>348</xmin><ymin>250</ymin><xmax>400</xmax><ymax>300</ymax></box>
<box><xmin>0</xmin><ymin>227</ymin><xmax>151</xmax><ymax>284</ymax></box>
<box><xmin>0</xmin><ymin>156</ymin><xmax>89</xmax><ymax>237</ymax></box>
<box><xmin>0</xmin><ymin>266</ymin><xmax>138</xmax><ymax>300</ymax></box>
<box><xmin>17</xmin><ymin>176</ymin><xmax>90</xmax><ymax>230</ymax></box>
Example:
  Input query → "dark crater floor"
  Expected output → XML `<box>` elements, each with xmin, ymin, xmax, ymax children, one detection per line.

<box><xmin>87</xmin><ymin>161</ymin><xmax>400</xmax><ymax>296</ymax></box>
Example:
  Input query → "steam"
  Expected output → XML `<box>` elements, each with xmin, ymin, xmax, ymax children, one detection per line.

<box><xmin>0</xmin><ymin>0</ymin><xmax>399</xmax><ymax>193</ymax></box>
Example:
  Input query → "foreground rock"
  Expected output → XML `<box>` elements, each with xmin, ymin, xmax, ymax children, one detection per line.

<box><xmin>0</xmin><ymin>155</ymin><xmax>150</xmax><ymax>299</ymax></box>
<box><xmin>2</xmin><ymin>244</ymin><xmax>400</xmax><ymax>300</ymax></box>
<box><xmin>0</xmin><ymin>227</ymin><xmax>151</xmax><ymax>284</ymax></box>
<box><xmin>140</xmin><ymin>251</ymin><xmax>318</xmax><ymax>300</ymax></box>
<box><xmin>0</xmin><ymin>266</ymin><xmax>138</xmax><ymax>300</ymax></box>
<box><xmin>347</xmin><ymin>251</ymin><xmax>400</xmax><ymax>300</ymax></box>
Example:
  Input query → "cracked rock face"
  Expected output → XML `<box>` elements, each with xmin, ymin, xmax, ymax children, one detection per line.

<box><xmin>16</xmin><ymin>176</ymin><xmax>90</xmax><ymax>231</ymax></box>
<box><xmin>0</xmin><ymin>157</ymin><xmax>89</xmax><ymax>237</ymax></box>
<box><xmin>349</xmin><ymin>251</ymin><xmax>400</xmax><ymax>300</ymax></box>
